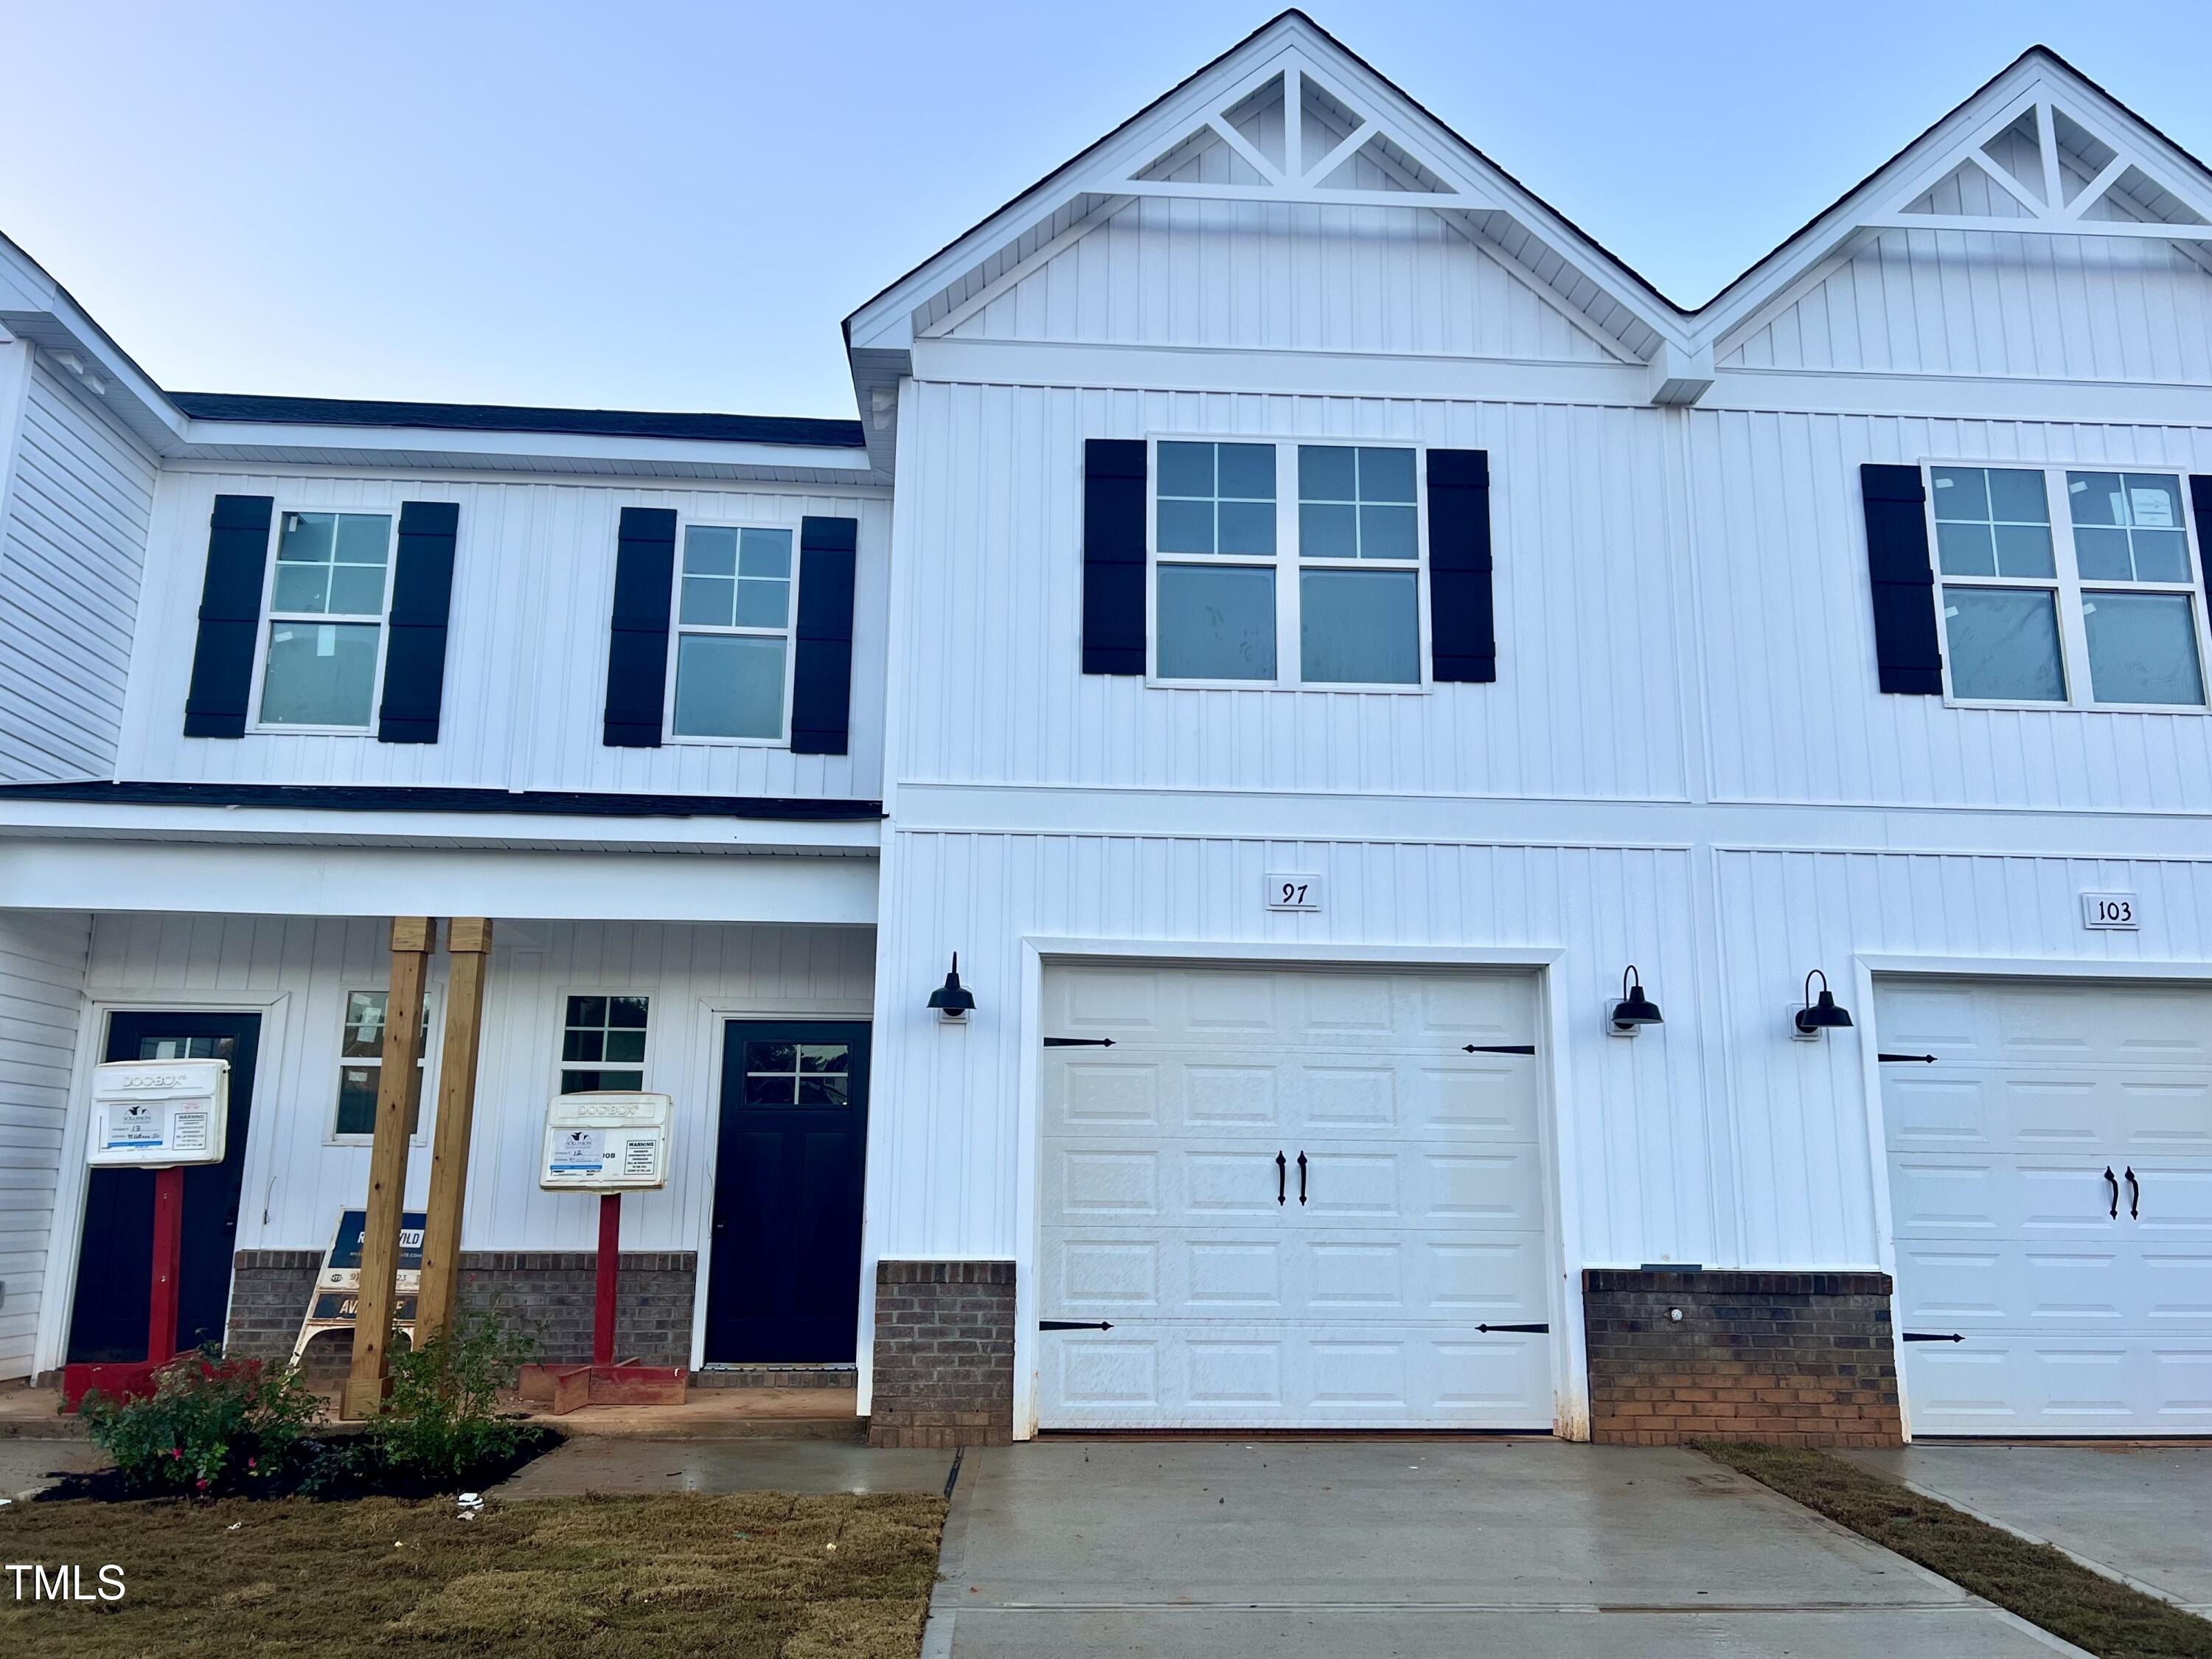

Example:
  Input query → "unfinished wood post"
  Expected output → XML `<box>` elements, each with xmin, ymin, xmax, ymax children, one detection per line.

<box><xmin>416</xmin><ymin>917</ymin><xmax>492</xmax><ymax>1342</ymax></box>
<box><xmin>341</xmin><ymin>917</ymin><xmax>434</xmax><ymax>1419</ymax></box>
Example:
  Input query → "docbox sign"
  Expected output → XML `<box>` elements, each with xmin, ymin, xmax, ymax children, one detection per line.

<box><xmin>86</xmin><ymin>1059</ymin><xmax>229</xmax><ymax>1168</ymax></box>
<box><xmin>540</xmin><ymin>1092</ymin><xmax>672</xmax><ymax>1192</ymax></box>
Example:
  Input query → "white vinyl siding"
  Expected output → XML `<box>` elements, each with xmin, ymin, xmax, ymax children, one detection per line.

<box><xmin>118</xmin><ymin>473</ymin><xmax>888</xmax><ymax>799</ymax></box>
<box><xmin>0</xmin><ymin>911</ymin><xmax>91</xmax><ymax>1380</ymax></box>
<box><xmin>0</xmin><ymin>352</ymin><xmax>156</xmax><ymax>781</ymax></box>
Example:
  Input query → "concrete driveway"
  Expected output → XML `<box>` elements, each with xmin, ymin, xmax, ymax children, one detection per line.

<box><xmin>1846</xmin><ymin>1444</ymin><xmax>2212</xmax><ymax>1615</ymax></box>
<box><xmin>925</xmin><ymin>1439</ymin><xmax>2085</xmax><ymax>1658</ymax></box>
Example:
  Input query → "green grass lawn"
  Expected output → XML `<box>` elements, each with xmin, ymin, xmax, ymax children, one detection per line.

<box><xmin>1699</xmin><ymin>1441</ymin><xmax>2212</xmax><ymax>1659</ymax></box>
<box><xmin>1</xmin><ymin>1489</ymin><xmax>945</xmax><ymax>1658</ymax></box>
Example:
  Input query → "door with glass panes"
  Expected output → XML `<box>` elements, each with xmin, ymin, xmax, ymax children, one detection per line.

<box><xmin>703</xmin><ymin>1023</ymin><xmax>870</xmax><ymax>1363</ymax></box>
<box><xmin>68</xmin><ymin>1012</ymin><xmax>262</xmax><ymax>1363</ymax></box>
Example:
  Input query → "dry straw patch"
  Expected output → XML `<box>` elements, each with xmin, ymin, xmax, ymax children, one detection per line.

<box><xmin>0</xmin><ymin>1489</ymin><xmax>945</xmax><ymax>1658</ymax></box>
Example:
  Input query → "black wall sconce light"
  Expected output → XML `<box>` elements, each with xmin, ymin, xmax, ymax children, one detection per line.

<box><xmin>1792</xmin><ymin>970</ymin><xmax>1853</xmax><ymax>1040</ymax></box>
<box><xmin>928</xmin><ymin>953</ymin><xmax>976</xmax><ymax>1022</ymax></box>
<box><xmin>1608</xmin><ymin>965</ymin><xmax>1663</xmax><ymax>1036</ymax></box>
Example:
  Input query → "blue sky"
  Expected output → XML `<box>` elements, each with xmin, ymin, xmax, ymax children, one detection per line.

<box><xmin>5</xmin><ymin>1</ymin><xmax>2208</xmax><ymax>420</ymax></box>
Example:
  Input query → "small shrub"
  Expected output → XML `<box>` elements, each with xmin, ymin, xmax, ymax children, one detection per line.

<box><xmin>364</xmin><ymin>1315</ymin><xmax>536</xmax><ymax>1491</ymax></box>
<box><xmin>80</xmin><ymin>1347</ymin><xmax>321</xmax><ymax>1498</ymax></box>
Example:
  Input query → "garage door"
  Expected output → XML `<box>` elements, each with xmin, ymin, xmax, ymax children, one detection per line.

<box><xmin>1879</xmin><ymin>978</ymin><xmax>2212</xmax><ymax>1436</ymax></box>
<box><xmin>1037</xmin><ymin>964</ymin><xmax>1554</xmax><ymax>1430</ymax></box>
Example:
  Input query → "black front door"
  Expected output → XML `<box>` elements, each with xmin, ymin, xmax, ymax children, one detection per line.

<box><xmin>67</xmin><ymin>1011</ymin><xmax>262</xmax><ymax>1364</ymax></box>
<box><xmin>703</xmin><ymin>1021</ymin><xmax>870</xmax><ymax>1363</ymax></box>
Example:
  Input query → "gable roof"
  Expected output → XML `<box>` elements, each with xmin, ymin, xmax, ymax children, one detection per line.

<box><xmin>1681</xmin><ymin>45</ymin><xmax>2212</xmax><ymax>351</ymax></box>
<box><xmin>845</xmin><ymin>10</ymin><xmax>1689</xmax><ymax>366</ymax></box>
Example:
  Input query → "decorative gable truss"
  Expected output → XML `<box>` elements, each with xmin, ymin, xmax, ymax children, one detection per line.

<box><xmin>862</xmin><ymin>23</ymin><xmax>1703</xmax><ymax>419</ymax></box>
<box><xmin>1707</xmin><ymin>54</ymin><xmax>2212</xmax><ymax>369</ymax></box>
<box><xmin>1871</xmin><ymin>88</ymin><xmax>2212</xmax><ymax>268</ymax></box>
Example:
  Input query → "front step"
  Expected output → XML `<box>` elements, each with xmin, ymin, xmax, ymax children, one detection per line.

<box><xmin>692</xmin><ymin>1364</ymin><xmax>858</xmax><ymax>1391</ymax></box>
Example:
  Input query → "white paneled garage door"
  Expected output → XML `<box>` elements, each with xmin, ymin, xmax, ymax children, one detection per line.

<box><xmin>1879</xmin><ymin>978</ymin><xmax>2212</xmax><ymax>1436</ymax></box>
<box><xmin>1037</xmin><ymin>964</ymin><xmax>1554</xmax><ymax>1430</ymax></box>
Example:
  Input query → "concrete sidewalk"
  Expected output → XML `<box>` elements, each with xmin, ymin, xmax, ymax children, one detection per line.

<box><xmin>1846</xmin><ymin>1444</ymin><xmax>2212</xmax><ymax>1614</ymax></box>
<box><xmin>924</xmin><ymin>1439</ymin><xmax>2087</xmax><ymax>1658</ymax></box>
<box><xmin>490</xmin><ymin>1436</ymin><xmax>955</xmax><ymax>1498</ymax></box>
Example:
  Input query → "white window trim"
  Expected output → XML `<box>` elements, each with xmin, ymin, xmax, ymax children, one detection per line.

<box><xmin>1144</xmin><ymin>434</ymin><xmax>1435</xmax><ymax>694</ymax></box>
<box><xmin>327</xmin><ymin>987</ymin><xmax>437</xmax><ymax>1148</ymax></box>
<box><xmin>1924</xmin><ymin>459</ymin><xmax>2212</xmax><ymax>715</ymax></box>
<box><xmin>554</xmin><ymin>987</ymin><xmax>655</xmax><ymax>1096</ymax></box>
<box><xmin>246</xmin><ymin>507</ymin><xmax>400</xmax><ymax>735</ymax></box>
<box><xmin>661</xmin><ymin>516</ymin><xmax>802</xmax><ymax>747</ymax></box>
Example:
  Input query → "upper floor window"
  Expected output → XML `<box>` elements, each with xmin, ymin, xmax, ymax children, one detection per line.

<box><xmin>257</xmin><ymin>511</ymin><xmax>394</xmax><ymax>728</ymax></box>
<box><xmin>669</xmin><ymin>524</ymin><xmax>795</xmax><ymax>741</ymax></box>
<box><xmin>1152</xmin><ymin>440</ymin><xmax>1425</xmax><ymax>688</ymax></box>
<box><xmin>1933</xmin><ymin>466</ymin><xmax>2207</xmax><ymax>709</ymax></box>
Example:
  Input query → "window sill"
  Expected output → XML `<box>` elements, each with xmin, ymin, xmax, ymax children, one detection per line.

<box><xmin>1144</xmin><ymin>677</ymin><xmax>1433</xmax><ymax>695</ymax></box>
<box><xmin>1940</xmin><ymin>695</ymin><xmax>2210</xmax><ymax>715</ymax></box>
<box><xmin>660</xmin><ymin>733</ymin><xmax>792</xmax><ymax>748</ymax></box>
<box><xmin>250</xmin><ymin>723</ymin><xmax>378</xmax><ymax>737</ymax></box>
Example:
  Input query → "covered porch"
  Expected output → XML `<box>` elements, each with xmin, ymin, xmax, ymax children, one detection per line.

<box><xmin>0</xmin><ymin>818</ymin><xmax>880</xmax><ymax>1418</ymax></box>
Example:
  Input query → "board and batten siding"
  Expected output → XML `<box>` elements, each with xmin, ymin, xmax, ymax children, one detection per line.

<box><xmin>0</xmin><ymin>911</ymin><xmax>91</xmax><ymax>1380</ymax></box>
<box><xmin>0</xmin><ymin>349</ymin><xmax>158</xmax><ymax>781</ymax></box>
<box><xmin>891</xmin><ymin>380</ymin><xmax>1688</xmax><ymax>801</ymax></box>
<box><xmin>116</xmin><ymin>472</ymin><xmax>890</xmax><ymax>799</ymax></box>
<box><xmin>936</xmin><ymin>198</ymin><xmax>1621</xmax><ymax>361</ymax></box>
<box><xmin>1688</xmin><ymin>408</ymin><xmax>2212</xmax><ymax>812</ymax></box>
<box><xmin>865</xmin><ymin>831</ymin><xmax>1725</xmax><ymax>1273</ymax></box>
<box><xmin>866</xmin><ymin>830</ymin><xmax>2212</xmax><ymax>1293</ymax></box>
<box><xmin>69</xmin><ymin>916</ymin><xmax>874</xmax><ymax>1267</ymax></box>
<box><xmin>1719</xmin><ymin>159</ymin><xmax>2212</xmax><ymax>380</ymax></box>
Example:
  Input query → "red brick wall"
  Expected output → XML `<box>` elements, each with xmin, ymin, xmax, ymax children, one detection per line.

<box><xmin>1583</xmin><ymin>1269</ymin><xmax>1903</xmax><ymax>1447</ymax></box>
<box><xmin>867</xmin><ymin>1259</ymin><xmax>1015</xmax><ymax>1448</ymax></box>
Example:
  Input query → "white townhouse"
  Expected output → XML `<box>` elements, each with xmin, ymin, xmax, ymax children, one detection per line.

<box><xmin>4</xmin><ymin>12</ymin><xmax>2211</xmax><ymax>1447</ymax></box>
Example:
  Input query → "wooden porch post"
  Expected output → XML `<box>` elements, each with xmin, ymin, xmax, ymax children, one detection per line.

<box><xmin>341</xmin><ymin>917</ymin><xmax>434</xmax><ymax>1419</ymax></box>
<box><xmin>415</xmin><ymin>917</ymin><xmax>492</xmax><ymax>1341</ymax></box>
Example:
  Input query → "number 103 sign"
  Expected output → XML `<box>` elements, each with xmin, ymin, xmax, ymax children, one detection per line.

<box><xmin>1266</xmin><ymin>874</ymin><xmax>1324</xmax><ymax>911</ymax></box>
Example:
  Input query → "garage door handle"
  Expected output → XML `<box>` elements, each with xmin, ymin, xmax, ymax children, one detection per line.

<box><xmin>2125</xmin><ymin>1166</ymin><xmax>2139</xmax><ymax>1220</ymax></box>
<box><xmin>1276</xmin><ymin>1151</ymin><xmax>1286</xmax><ymax>1206</ymax></box>
<box><xmin>2104</xmin><ymin>1166</ymin><xmax>2119</xmax><ymax>1220</ymax></box>
<box><xmin>1902</xmin><ymin>1332</ymin><xmax>1964</xmax><ymax>1343</ymax></box>
<box><xmin>1297</xmin><ymin>1151</ymin><xmax>1307</xmax><ymax>1205</ymax></box>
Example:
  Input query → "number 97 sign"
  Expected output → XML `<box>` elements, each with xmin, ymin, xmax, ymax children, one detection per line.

<box><xmin>1265</xmin><ymin>873</ymin><xmax>1324</xmax><ymax>912</ymax></box>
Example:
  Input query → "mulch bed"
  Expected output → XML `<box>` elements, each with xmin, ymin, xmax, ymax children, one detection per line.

<box><xmin>1</xmin><ymin>1489</ymin><xmax>947</xmax><ymax>1658</ymax></box>
<box><xmin>1698</xmin><ymin>1440</ymin><xmax>2212</xmax><ymax>1659</ymax></box>
<box><xmin>34</xmin><ymin>1427</ymin><xmax>564</xmax><ymax>1505</ymax></box>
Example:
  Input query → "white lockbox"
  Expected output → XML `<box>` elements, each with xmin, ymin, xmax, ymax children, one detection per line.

<box><xmin>87</xmin><ymin>1059</ymin><xmax>230</xmax><ymax>1168</ymax></box>
<box><xmin>540</xmin><ymin>1092</ymin><xmax>672</xmax><ymax>1191</ymax></box>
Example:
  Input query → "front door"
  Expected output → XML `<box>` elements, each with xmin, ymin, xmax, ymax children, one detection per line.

<box><xmin>703</xmin><ymin>1021</ymin><xmax>870</xmax><ymax>1363</ymax></box>
<box><xmin>67</xmin><ymin>1011</ymin><xmax>263</xmax><ymax>1363</ymax></box>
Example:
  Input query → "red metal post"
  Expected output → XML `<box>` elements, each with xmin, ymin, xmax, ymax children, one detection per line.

<box><xmin>594</xmin><ymin>1192</ymin><xmax>620</xmax><ymax>1368</ymax></box>
<box><xmin>147</xmin><ymin>1165</ymin><xmax>184</xmax><ymax>1363</ymax></box>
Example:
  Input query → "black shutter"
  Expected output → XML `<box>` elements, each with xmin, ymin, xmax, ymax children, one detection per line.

<box><xmin>791</xmin><ymin>515</ymin><xmax>858</xmax><ymax>755</ymax></box>
<box><xmin>376</xmin><ymin>501</ymin><xmax>459</xmax><ymax>744</ymax></box>
<box><xmin>2190</xmin><ymin>476</ymin><xmax>2212</xmax><ymax>608</ymax></box>
<box><xmin>1426</xmin><ymin>449</ymin><xmax>1495</xmax><ymax>684</ymax></box>
<box><xmin>602</xmin><ymin>506</ymin><xmax>678</xmax><ymax>748</ymax></box>
<box><xmin>182</xmin><ymin>494</ymin><xmax>274</xmax><ymax>738</ymax></box>
<box><xmin>1860</xmin><ymin>464</ymin><xmax>1944</xmax><ymax>695</ymax></box>
<box><xmin>1082</xmin><ymin>439</ymin><xmax>1147</xmax><ymax>675</ymax></box>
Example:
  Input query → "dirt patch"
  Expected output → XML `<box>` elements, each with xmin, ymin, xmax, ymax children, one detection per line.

<box><xmin>0</xmin><ymin>1489</ymin><xmax>946</xmax><ymax>1657</ymax></box>
<box><xmin>1698</xmin><ymin>1440</ymin><xmax>2212</xmax><ymax>1659</ymax></box>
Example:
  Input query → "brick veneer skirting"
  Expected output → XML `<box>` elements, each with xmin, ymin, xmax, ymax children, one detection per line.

<box><xmin>1582</xmin><ymin>1269</ymin><xmax>1902</xmax><ymax>1447</ymax></box>
<box><xmin>868</xmin><ymin>1260</ymin><xmax>1015</xmax><ymax>1448</ymax></box>
<box><xmin>226</xmin><ymin>1248</ymin><xmax>697</xmax><ymax>1387</ymax></box>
